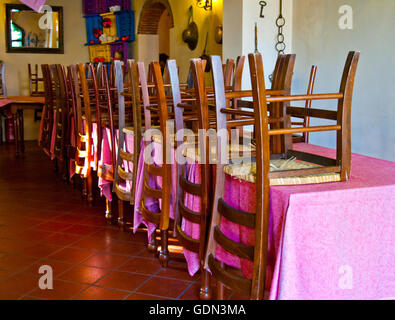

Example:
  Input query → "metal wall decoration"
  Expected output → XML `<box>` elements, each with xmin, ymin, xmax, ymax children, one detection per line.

<box><xmin>259</xmin><ymin>1</ymin><xmax>267</xmax><ymax>18</ymax></box>
<box><xmin>182</xmin><ymin>6</ymin><xmax>198</xmax><ymax>51</ymax></box>
<box><xmin>214</xmin><ymin>25</ymin><xmax>223</xmax><ymax>44</ymax></box>
<box><xmin>275</xmin><ymin>0</ymin><xmax>286</xmax><ymax>54</ymax></box>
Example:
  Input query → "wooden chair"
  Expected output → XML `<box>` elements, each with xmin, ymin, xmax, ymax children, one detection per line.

<box><xmin>168</xmin><ymin>58</ymin><xmax>216</xmax><ymax>299</ymax></box>
<box><xmin>74</xmin><ymin>63</ymin><xmax>97</xmax><ymax>205</ymax></box>
<box><xmin>204</xmin><ymin>51</ymin><xmax>360</xmax><ymax>300</ymax></box>
<box><xmin>39</xmin><ymin>64</ymin><xmax>54</xmax><ymax>155</ymax></box>
<box><xmin>138</xmin><ymin>60</ymin><xmax>177</xmax><ymax>267</ymax></box>
<box><xmin>167</xmin><ymin>56</ymin><xmax>253</xmax><ymax>299</ymax></box>
<box><xmin>28</xmin><ymin>64</ymin><xmax>45</xmax><ymax>96</ymax></box>
<box><xmin>68</xmin><ymin>64</ymin><xmax>91</xmax><ymax>202</ymax></box>
<box><xmin>113</xmin><ymin>60</ymin><xmax>142</xmax><ymax>230</ymax></box>
<box><xmin>291</xmin><ymin>65</ymin><xmax>317</xmax><ymax>143</ymax></box>
<box><xmin>51</xmin><ymin>64</ymin><xmax>71</xmax><ymax>180</ymax></box>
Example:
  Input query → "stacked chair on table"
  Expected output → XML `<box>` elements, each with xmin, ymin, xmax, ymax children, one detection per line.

<box><xmin>34</xmin><ymin>49</ymin><xmax>359</xmax><ymax>300</ymax></box>
<box><xmin>112</xmin><ymin>60</ymin><xmax>142</xmax><ymax>230</ymax></box>
<box><xmin>204</xmin><ymin>51</ymin><xmax>359</xmax><ymax>300</ymax></box>
<box><xmin>28</xmin><ymin>64</ymin><xmax>45</xmax><ymax>97</ymax></box>
<box><xmin>51</xmin><ymin>64</ymin><xmax>72</xmax><ymax>181</ymax></box>
<box><xmin>39</xmin><ymin>65</ymin><xmax>55</xmax><ymax>157</ymax></box>
<box><xmin>68</xmin><ymin>64</ymin><xmax>99</xmax><ymax>204</ymax></box>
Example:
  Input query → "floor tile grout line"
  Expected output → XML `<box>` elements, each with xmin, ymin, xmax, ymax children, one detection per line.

<box><xmin>8</xmin><ymin>225</ymin><xmax>114</xmax><ymax>298</ymax></box>
<box><xmin>175</xmin><ymin>280</ymin><xmax>196</xmax><ymax>300</ymax></box>
<box><xmin>122</xmin><ymin>268</ymin><xmax>164</xmax><ymax>300</ymax></box>
<box><xmin>68</xmin><ymin>246</ymin><xmax>150</xmax><ymax>300</ymax></box>
<box><xmin>1</xmin><ymin>239</ymin><xmax>197</xmax><ymax>298</ymax></box>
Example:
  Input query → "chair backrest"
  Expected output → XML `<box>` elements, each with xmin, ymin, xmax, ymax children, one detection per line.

<box><xmin>112</xmin><ymin>60</ymin><xmax>141</xmax><ymax>204</ymax></box>
<box><xmin>292</xmin><ymin>65</ymin><xmax>318</xmax><ymax>143</ymax></box>
<box><xmin>137</xmin><ymin>61</ymin><xmax>152</xmax><ymax>132</ymax></box>
<box><xmin>223</xmin><ymin>58</ymin><xmax>235</xmax><ymax>87</ymax></box>
<box><xmin>69</xmin><ymin>64</ymin><xmax>88</xmax><ymax>176</ymax></box>
<box><xmin>28</xmin><ymin>63</ymin><xmax>44</xmax><ymax>96</ymax></box>
<box><xmin>269</xmin><ymin>54</ymin><xmax>296</xmax><ymax>154</ymax></box>
<box><xmin>73</xmin><ymin>63</ymin><xmax>96</xmax><ymax>178</ymax></box>
<box><xmin>336</xmin><ymin>51</ymin><xmax>360</xmax><ymax>180</ymax></box>
<box><xmin>140</xmin><ymin>61</ymin><xmax>172</xmax><ymax>231</ymax></box>
<box><xmin>50</xmin><ymin>64</ymin><xmax>65</xmax><ymax>160</ymax></box>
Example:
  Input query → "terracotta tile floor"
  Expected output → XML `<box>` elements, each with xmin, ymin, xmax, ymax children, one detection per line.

<box><xmin>0</xmin><ymin>142</ymin><xmax>248</xmax><ymax>300</ymax></box>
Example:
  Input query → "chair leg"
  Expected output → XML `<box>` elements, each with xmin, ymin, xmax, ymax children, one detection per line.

<box><xmin>147</xmin><ymin>232</ymin><xmax>158</xmax><ymax>252</ymax></box>
<box><xmin>217</xmin><ymin>262</ymin><xmax>225</xmax><ymax>300</ymax></box>
<box><xmin>62</xmin><ymin>159</ymin><xmax>68</xmax><ymax>182</ymax></box>
<box><xmin>118</xmin><ymin>199</ymin><xmax>125</xmax><ymax>230</ymax></box>
<box><xmin>87</xmin><ymin>174</ymin><xmax>94</xmax><ymax>206</ymax></box>
<box><xmin>159</xmin><ymin>229</ymin><xmax>170</xmax><ymax>268</ymax></box>
<box><xmin>199</xmin><ymin>268</ymin><xmax>212</xmax><ymax>300</ymax></box>
<box><xmin>105</xmin><ymin>199</ymin><xmax>113</xmax><ymax>223</ymax></box>
<box><xmin>82</xmin><ymin>177</ymin><xmax>87</xmax><ymax>199</ymax></box>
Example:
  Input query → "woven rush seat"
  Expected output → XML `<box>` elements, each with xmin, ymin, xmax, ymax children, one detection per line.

<box><xmin>224</xmin><ymin>158</ymin><xmax>341</xmax><ymax>185</ymax></box>
<box><xmin>183</xmin><ymin>142</ymin><xmax>256</xmax><ymax>163</ymax></box>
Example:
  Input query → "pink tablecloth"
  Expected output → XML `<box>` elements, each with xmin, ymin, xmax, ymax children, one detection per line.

<box><xmin>0</xmin><ymin>100</ymin><xmax>12</xmax><ymax>108</ymax></box>
<box><xmin>217</xmin><ymin>143</ymin><xmax>395</xmax><ymax>300</ymax></box>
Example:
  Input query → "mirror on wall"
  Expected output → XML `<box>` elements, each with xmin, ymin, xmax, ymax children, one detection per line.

<box><xmin>5</xmin><ymin>3</ymin><xmax>64</xmax><ymax>54</ymax></box>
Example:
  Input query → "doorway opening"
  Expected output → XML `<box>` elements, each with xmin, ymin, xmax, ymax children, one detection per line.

<box><xmin>137</xmin><ymin>0</ymin><xmax>174</xmax><ymax>68</ymax></box>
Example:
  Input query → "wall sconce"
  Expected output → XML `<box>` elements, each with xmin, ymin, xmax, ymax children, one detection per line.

<box><xmin>196</xmin><ymin>0</ymin><xmax>212</xmax><ymax>11</ymax></box>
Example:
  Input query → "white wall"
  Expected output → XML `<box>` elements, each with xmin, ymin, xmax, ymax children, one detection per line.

<box><xmin>223</xmin><ymin>0</ymin><xmax>293</xmax><ymax>89</ymax></box>
<box><xmin>292</xmin><ymin>0</ymin><xmax>395</xmax><ymax>161</ymax></box>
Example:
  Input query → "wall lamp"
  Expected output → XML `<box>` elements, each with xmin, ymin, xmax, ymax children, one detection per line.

<box><xmin>196</xmin><ymin>0</ymin><xmax>212</xmax><ymax>11</ymax></box>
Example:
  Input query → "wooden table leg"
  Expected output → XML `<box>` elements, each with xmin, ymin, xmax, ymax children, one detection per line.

<box><xmin>13</xmin><ymin>111</ymin><xmax>20</xmax><ymax>157</ymax></box>
<box><xmin>19</xmin><ymin>109</ymin><xmax>25</xmax><ymax>153</ymax></box>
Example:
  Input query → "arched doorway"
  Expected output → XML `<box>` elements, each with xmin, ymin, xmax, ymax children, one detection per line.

<box><xmin>137</xmin><ymin>0</ymin><xmax>174</xmax><ymax>69</ymax></box>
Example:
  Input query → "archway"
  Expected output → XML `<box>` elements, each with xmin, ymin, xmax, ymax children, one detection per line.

<box><xmin>138</xmin><ymin>0</ymin><xmax>174</xmax><ymax>35</ymax></box>
<box><xmin>137</xmin><ymin>0</ymin><xmax>174</xmax><ymax>69</ymax></box>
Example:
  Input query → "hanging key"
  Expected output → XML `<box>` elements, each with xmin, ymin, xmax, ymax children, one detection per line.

<box><xmin>259</xmin><ymin>1</ymin><xmax>267</xmax><ymax>18</ymax></box>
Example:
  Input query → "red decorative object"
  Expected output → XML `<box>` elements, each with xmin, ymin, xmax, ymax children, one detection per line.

<box><xmin>94</xmin><ymin>57</ymin><xmax>100</xmax><ymax>63</ymax></box>
<box><xmin>103</xmin><ymin>18</ymin><xmax>112</xmax><ymax>28</ymax></box>
<box><xmin>93</xmin><ymin>28</ymin><xmax>103</xmax><ymax>39</ymax></box>
<box><xmin>99</xmin><ymin>57</ymin><xmax>105</xmax><ymax>62</ymax></box>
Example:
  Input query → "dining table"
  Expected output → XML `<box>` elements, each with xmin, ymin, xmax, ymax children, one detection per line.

<box><xmin>0</xmin><ymin>96</ymin><xmax>45</xmax><ymax>156</ymax></box>
<box><xmin>100</xmin><ymin>126</ymin><xmax>395</xmax><ymax>299</ymax></box>
<box><xmin>214</xmin><ymin>143</ymin><xmax>395</xmax><ymax>300</ymax></box>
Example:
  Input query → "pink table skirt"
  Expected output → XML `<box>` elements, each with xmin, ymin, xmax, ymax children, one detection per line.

<box><xmin>98</xmin><ymin>128</ymin><xmax>136</xmax><ymax>201</ymax></box>
<box><xmin>215</xmin><ymin>143</ymin><xmax>395</xmax><ymax>300</ymax></box>
<box><xmin>133</xmin><ymin>142</ymin><xmax>177</xmax><ymax>243</ymax></box>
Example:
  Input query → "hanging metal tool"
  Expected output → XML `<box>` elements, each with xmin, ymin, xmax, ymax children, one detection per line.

<box><xmin>254</xmin><ymin>23</ymin><xmax>259</xmax><ymax>53</ymax></box>
<box><xmin>275</xmin><ymin>0</ymin><xmax>286</xmax><ymax>55</ymax></box>
<box><xmin>259</xmin><ymin>1</ymin><xmax>267</xmax><ymax>18</ymax></box>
